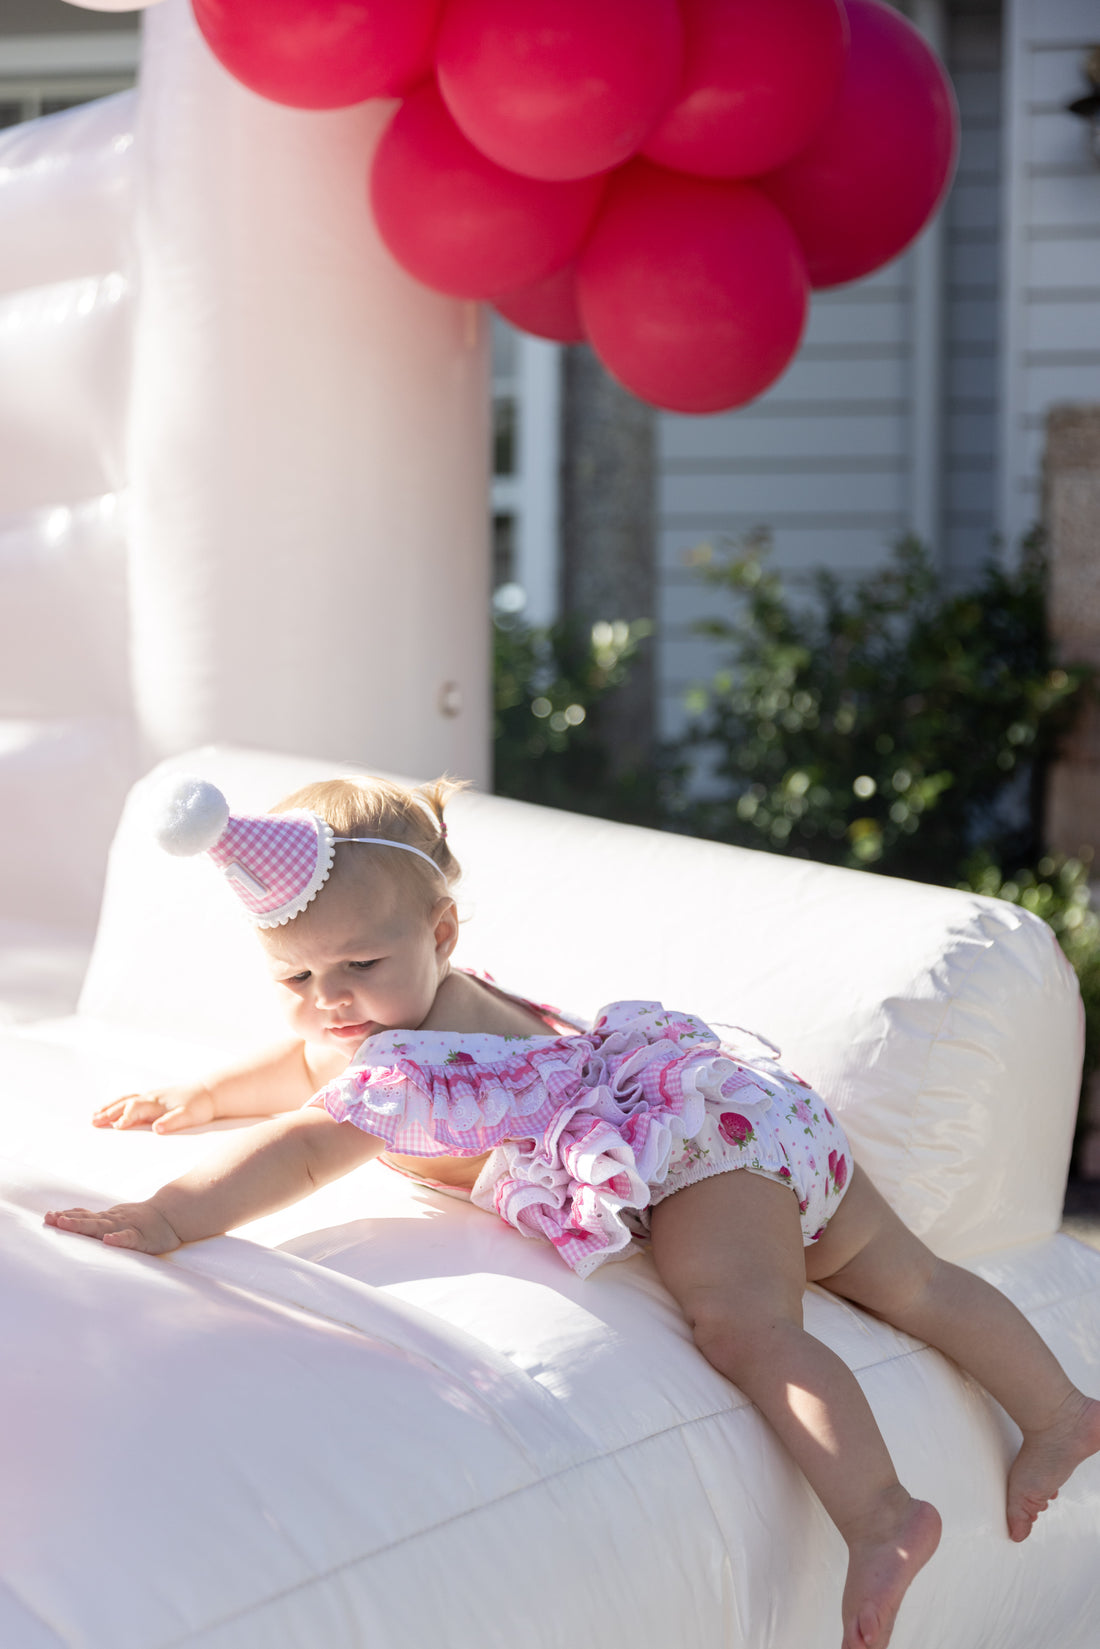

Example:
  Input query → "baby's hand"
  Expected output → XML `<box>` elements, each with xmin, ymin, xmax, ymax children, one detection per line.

<box><xmin>44</xmin><ymin>1200</ymin><xmax>181</xmax><ymax>1253</ymax></box>
<box><xmin>92</xmin><ymin>1082</ymin><xmax>216</xmax><ymax>1134</ymax></box>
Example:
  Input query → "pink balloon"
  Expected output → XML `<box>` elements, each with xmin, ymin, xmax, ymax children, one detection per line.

<box><xmin>577</xmin><ymin>163</ymin><xmax>809</xmax><ymax>415</ymax></box>
<box><xmin>435</xmin><ymin>0</ymin><xmax>684</xmax><ymax>181</ymax></box>
<box><xmin>494</xmin><ymin>266</ymin><xmax>585</xmax><ymax>344</ymax></box>
<box><xmin>370</xmin><ymin>85</ymin><xmax>605</xmax><ymax>301</ymax></box>
<box><xmin>642</xmin><ymin>0</ymin><xmax>849</xmax><ymax>179</ymax></box>
<box><xmin>191</xmin><ymin>0</ymin><xmax>440</xmax><ymax>109</ymax></box>
<box><xmin>759</xmin><ymin>0</ymin><xmax>959</xmax><ymax>288</ymax></box>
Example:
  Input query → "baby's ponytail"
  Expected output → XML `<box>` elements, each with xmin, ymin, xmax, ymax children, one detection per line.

<box><xmin>414</xmin><ymin>776</ymin><xmax>467</xmax><ymax>885</ymax></box>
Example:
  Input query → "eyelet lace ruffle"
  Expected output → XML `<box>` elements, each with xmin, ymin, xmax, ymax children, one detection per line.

<box><xmin>309</xmin><ymin>1001</ymin><xmax>790</xmax><ymax>1278</ymax></box>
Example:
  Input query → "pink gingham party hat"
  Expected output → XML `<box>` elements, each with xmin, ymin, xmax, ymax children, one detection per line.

<box><xmin>152</xmin><ymin>776</ymin><xmax>336</xmax><ymax>927</ymax></box>
<box><xmin>151</xmin><ymin>775</ymin><xmax>446</xmax><ymax>928</ymax></box>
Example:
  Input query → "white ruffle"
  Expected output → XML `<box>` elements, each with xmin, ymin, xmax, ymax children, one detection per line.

<box><xmin>468</xmin><ymin>1042</ymin><xmax>779</xmax><ymax>1278</ymax></box>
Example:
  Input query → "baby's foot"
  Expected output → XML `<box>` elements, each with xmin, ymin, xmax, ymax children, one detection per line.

<box><xmin>841</xmin><ymin>1492</ymin><xmax>942</xmax><ymax>1649</ymax></box>
<box><xmin>1007</xmin><ymin>1390</ymin><xmax>1100</xmax><ymax>1542</ymax></box>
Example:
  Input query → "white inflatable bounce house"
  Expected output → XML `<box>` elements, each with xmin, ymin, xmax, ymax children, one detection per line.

<box><xmin>3</xmin><ymin>2</ymin><xmax>1100</xmax><ymax>1646</ymax></box>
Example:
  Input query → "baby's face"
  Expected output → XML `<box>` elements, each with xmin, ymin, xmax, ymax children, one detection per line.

<box><xmin>258</xmin><ymin>867</ymin><xmax>457</xmax><ymax>1052</ymax></box>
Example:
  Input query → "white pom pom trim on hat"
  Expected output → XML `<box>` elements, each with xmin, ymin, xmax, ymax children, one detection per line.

<box><xmin>151</xmin><ymin>776</ymin><xmax>231</xmax><ymax>857</ymax></box>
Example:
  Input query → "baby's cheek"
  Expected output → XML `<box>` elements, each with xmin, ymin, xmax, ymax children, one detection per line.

<box><xmin>275</xmin><ymin>988</ymin><xmax>311</xmax><ymax>1036</ymax></box>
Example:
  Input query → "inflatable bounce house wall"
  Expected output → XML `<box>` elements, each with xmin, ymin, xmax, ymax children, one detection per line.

<box><xmin>5</xmin><ymin>740</ymin><xmax>1100</xmax><ymax>1649</ymax></box>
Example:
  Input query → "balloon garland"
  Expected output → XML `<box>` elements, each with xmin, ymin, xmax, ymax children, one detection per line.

<box><xmin>187</xmin><ymin>0</ymin><xmax>958</xmax><ymax>415</ymax></box>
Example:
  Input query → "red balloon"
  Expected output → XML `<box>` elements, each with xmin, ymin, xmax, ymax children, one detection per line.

<box><xmin>370</xmin><ymin>85</ymin><xmax>605</xmax><ymax>301</ymax></box>
<box><xmin>643</xmin><ymin>0</ymin><xmax>849</xmax><ymax>179</ymax></box>
<box><xmin>494</xmin><ymin>265</ymin><xmax>585</xmax><ymax>344</ymax></box>
<box><xmin>435</xmin><ymin>0</ymin><xmax>683</xmax><ymax>181</ymax></box>
<box><xmin>192</xmin><ymin>0</ymin><xmax>441</xmax><ymax>109</ymax></box>
<box><xmin>759</xmin><ymin>0</ymin><xmax>959</xmax><ymax>288</ymax></box>
<box><xmin>577</xmin><ymin>163</ymin><xmax>809</xmax><ymax>415</ymax></box>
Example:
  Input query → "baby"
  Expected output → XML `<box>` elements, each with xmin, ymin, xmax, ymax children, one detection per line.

<box><xmin>46</xmin><ymin>773</ymin><xmax>1100</xmax><ymax>1649</ymax></box>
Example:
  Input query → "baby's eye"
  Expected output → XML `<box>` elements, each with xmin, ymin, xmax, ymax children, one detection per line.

<box><xmin>349</xmin><ymin>959</ymin><xmax>378</xmax><ymax>971</ymax></box>
<box><xmin>285</xmin><ymin>971</ymin><xmax>311</xmax><ymax>985</ymax></box>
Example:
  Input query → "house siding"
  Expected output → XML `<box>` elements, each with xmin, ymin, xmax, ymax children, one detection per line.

<box><xmin>1000</xmin><ymin>0</ymin><xmax>1100</xmax><ymax>555</ymax></box>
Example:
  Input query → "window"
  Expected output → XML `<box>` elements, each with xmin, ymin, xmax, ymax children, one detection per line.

<box><xmin>0</xmin><ymin>74</ymin><xmax>134</xmax><ymax>130</ymax></box>
<box><xmin>489</xmin><ymin>315</ymin><xmax>562</xmax><ymax>625</ymax></box>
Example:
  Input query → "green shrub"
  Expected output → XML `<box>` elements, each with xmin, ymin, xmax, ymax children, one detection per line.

<box><xmin>679</xmin><ymin>531</ymin><xmax>1088</xmax><ymax>880</ymax></box>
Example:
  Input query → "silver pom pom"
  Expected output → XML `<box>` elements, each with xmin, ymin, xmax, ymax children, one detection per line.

<box><xmin>151</xmin><ymin>775</ymin><xmax>230</xmax><ymax>857</ymax></box>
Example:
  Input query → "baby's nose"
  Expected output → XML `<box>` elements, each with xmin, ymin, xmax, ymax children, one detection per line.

<box><xmin>315</xmin><ymin>979</ymin><xmax>352</xmax><ymax>1008</ymax></box>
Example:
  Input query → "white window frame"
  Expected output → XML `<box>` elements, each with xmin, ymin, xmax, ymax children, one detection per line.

<box><xmin>490</xmin><ymin>322</ymin><xmax>562</xmax><ymax>627</ymax></box>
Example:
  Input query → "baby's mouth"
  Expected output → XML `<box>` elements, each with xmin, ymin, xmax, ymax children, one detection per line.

<box><xmin>327</xmin><ymin>1021</ymin><xmax>371</xmax><ymax>1040</ymax></box>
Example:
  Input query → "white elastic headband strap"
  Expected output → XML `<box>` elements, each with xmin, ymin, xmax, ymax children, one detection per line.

<box><xmin>333</xmin><ymin>836</ymin><xmax>447</xmax><ymax>879</ymax></box>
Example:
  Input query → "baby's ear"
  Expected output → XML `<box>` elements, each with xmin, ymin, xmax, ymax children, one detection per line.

<box><xmin>432</xmin><ymin>897</ymin><xmax>460</xmax><ymax>958</ymax></box>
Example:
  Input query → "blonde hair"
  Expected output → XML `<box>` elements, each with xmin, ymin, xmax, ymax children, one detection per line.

<box><xmin>272</xmin><ymin>774</ymin><xmax>465</xmax><ymax>912</ymax></box>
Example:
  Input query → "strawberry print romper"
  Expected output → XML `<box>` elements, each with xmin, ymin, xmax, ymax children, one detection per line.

<box><xmin>308</xmin><ymin>1000</ymin><xmax>854</xmax><ymax>1280</ymax></box>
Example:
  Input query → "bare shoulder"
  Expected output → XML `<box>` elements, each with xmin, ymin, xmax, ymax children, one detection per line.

<box><xmin>422</xmin><ymin>970</ymin><xmax>554</xmax><ymax>1037</ymax></box>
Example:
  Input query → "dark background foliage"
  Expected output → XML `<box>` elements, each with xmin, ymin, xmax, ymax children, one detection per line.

<box><xmin>676</xmin><ymin>531</ymin><xmax>1086</xmax><ymax>878</ymax></box>
<box><xmin>492</xmin><ymin>608</ymin><xmax>653</xmax><ymax>814</ymax></box>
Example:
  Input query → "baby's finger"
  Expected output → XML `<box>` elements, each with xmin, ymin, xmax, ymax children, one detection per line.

<box><xmin>113</xmin><ymin>1096</ymin><xmax>166</xmax><ymax>1130</ymax></box>
<box><xmin>152</xmin><ymin>1105</ymin><xmax>193</xmax><ymax>1134</ymax></box>
<box><xmin>102</xmin><ymin>1227</ymin><xmax>155</xmax><ymax>1251</ymax></box>
<box><xmin>92</xmin><ymin>1097</ymin><xmax>132</xmax><ymax>1127</ymax></box>
<box><xmin>44</xmin><ymin>1208</ymin><xmax>108</xmax><ymax>1236</ymax></box>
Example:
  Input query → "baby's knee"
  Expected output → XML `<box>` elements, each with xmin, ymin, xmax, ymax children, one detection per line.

<box><xmin>689</xmin><ymin>1289</ymin><xmax>804</xmax><ymax>1377</ymax></box>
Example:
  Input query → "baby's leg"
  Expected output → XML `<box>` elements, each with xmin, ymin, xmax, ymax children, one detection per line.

<box><xmin>808</xmin><ymin>1166</ymin><xmax>1100</xmax><ymax>1542</ymax></box>
<box><xmin>650</xmin><ymin>1171</ymin><xmax>940</xmax><ymax>1649</ymax></box>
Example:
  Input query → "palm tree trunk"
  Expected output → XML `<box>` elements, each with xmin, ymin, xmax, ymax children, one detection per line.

<box><xmin>560</xmin><ymin>344</ymin><xmax>656</xmax><ymax>775</ymax></box>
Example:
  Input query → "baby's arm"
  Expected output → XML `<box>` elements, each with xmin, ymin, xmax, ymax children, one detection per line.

<box><xmin>49</xmin><ymin>1108</ymin><xmax>382</xmax><ymax>1252</ymax></box>
<box><xmin>92</xmin><ymin>1038</ymin><xmax>348</xmax><ymax>1134</ymax></box>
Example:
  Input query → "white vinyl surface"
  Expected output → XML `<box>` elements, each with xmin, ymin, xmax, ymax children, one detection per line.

<box><xmin>2</xmin><ymin>745</ymin><xmax>1100</xmax><ymax>1648</ymax></box>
